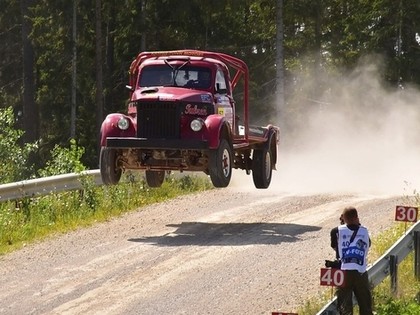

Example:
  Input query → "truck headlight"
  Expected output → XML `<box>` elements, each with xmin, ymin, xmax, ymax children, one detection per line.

<box><xmin>117</xmin><ymin>117</ymin><xmax>130</xmax><ymax>130</ymax></box>
<box><xmin>190</xmin><ymin>118</ymin><xmax>204</xmax><ymax>132</ymax></box>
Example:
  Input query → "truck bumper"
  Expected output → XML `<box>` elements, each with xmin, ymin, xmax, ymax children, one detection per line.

<box><xmin>106</xmin><ymin>137</ymin><xmax>209</xmax><ymax>150</ymax></box>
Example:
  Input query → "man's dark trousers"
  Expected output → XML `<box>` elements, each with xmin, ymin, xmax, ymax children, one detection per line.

<box><xmin>337</xmin><ymin>270</ymin><xmax>373</xmax><ymax>315</ymax></box>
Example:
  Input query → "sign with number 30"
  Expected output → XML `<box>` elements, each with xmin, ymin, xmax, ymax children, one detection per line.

<box><xmin>320</xmin><ymin>268</ymin><xmax>346</xmax><ymax>287</ymax></box>
<box><xmin>395</xmin><ymin>206</ymin><xmax>418</xmax><ymax>222</ymax></box>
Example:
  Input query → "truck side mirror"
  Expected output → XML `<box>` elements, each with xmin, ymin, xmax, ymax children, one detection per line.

<box><xmin>216</xmin><ymin>83</ymin><xmax>227</xmax><ymax>94</ymax></box>
<box><xmin>126</xmin><ymin>85</ymin><xmax>134</xmax><ymax>91</ymax></box>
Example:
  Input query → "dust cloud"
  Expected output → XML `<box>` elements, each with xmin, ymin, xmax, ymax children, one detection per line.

<box><xmin>233</xmin><ymin>56</ymin><xmax>420</xmax><ymax>196</ymax></box>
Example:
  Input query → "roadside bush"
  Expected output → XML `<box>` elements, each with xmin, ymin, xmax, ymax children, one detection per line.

<box><xmin>0</xmin><ymin>107</ymin><xmax>38</xmax><ymax>183</ymax></box>
<box><xmin>375</xmin><ymin>298</ymin><xmax>420</xmax><ymax>315</ymax></box>
<box><xmin>38</xmin><ymin>138</ymin><xmax>86</xmax><ymax>176</ymax></box>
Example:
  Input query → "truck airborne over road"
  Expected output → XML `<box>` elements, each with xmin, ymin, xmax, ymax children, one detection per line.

<box><xmin>99</xmin><ymin>50</ymin><xmax>280</xmax><ymax>189</ymax></box>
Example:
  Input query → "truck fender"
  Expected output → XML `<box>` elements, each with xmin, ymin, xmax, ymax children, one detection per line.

<box><xmin>204</xmin><ymin>114</ymin><xmax>232</xmax><ymax>149</ymax></box>
<box><xmin>100</xmin><ymin>113</ymin><xmax>136</xmax><ymax>146</ymax></box>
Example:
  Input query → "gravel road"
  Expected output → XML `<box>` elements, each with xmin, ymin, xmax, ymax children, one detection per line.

<box><xmin>0</xmin><ymin>169</ymin><xmax>407</xmax><ymax>315</ymax></box>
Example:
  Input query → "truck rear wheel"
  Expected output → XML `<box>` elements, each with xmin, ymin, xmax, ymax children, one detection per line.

<box><xmin>100</xmin><ymin>147</ymin><xmax>122</xmax><ymax>185</ymax></box>
<box><xmin>208</xmin><ymin>139</ymin><xmax>233</xmax><ymax>188</ymax></box>
<box><xmin>252</xmin><ymin>142</ymin><xmax>273</xmax><ymax>189</ymax></box>
<box><xmin>145</xmin><ymin>170</ymin><xmax>165</xmax><ymax>187</ymax></box>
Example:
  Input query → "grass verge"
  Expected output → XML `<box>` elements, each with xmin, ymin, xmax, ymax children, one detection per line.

<box><xmin>0</xmin><ymin>173</ymin><xmax>213</xmax><ymax>255</ymax></box>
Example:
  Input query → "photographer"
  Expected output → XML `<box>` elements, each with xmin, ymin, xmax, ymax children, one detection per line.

<box><xmin>329</xmin><ymin>207</ymin><xmax>373</xmax><ymax>315</ymax></box>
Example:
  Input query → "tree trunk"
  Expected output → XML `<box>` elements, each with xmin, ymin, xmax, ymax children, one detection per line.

<box><xmin>21</xmin><ymin>0</ymin><xmax>38</xmax><ymax>143</ymax></box>
<box><xmin>105</xmin><ymin>0</ymin><xmax>118</xmax><ymax>114</ymax></box>
<box><xmin>275</xmin><ymin>0</ymin><xmax>285</xmax><ymax>125</ymax></box>
<box><xmin>313</xmin><ymin>0</ymin><xmax>323</xmax><ymax>103</ymax></box>
<box><xmin>140</xmin><ymin>0</ymin><xmax>146</xmax><ymax>51</ymax></box>
<box><xmin>71</xmin><ymin>0</ymin><xmax>78</xmax><ymax>138</ymax></box>
<box><xmin>95</xmin><ymin>0</ymin><xmax>103</xmax><ymax>151</ymax></box>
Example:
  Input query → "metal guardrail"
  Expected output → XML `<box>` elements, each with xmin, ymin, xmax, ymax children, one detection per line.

<box><xmin>0</xmin><ymin>170</ymin><xmax>102</xmax><ymax>202</ymax></box>
<box><xmin>0</xmin><ymin>170</ymin><xmax>197</xmax><ymax>203</ymax></box>
<box><xmin>317</xmin><ymin>220</ymin><xmax>420</xmax><ymax>314</ymax></box>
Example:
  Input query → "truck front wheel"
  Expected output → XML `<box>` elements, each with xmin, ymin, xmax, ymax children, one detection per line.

<box><xmin>252</xmin><ymin>144</ymin><xmax>273</xmax><ymax>189</ymax></box>
<box><xmin>145</xmin><ymin>170</ymin><xmax>165</xmax><ymax>188</ymax></box>
<box><xmin>208</xmin><ymin>139</ymin><xmax>233</xmax><ymax>188</ymax></box>
<box><xmin>100</xmin><ymin>147</ymin><xmax>122</xmax><ymax>185</ymax></box>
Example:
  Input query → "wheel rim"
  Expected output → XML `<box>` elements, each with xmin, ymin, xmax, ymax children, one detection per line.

<box><xmin>222</xmin><ymin>148</ymin><xmax>231</xmax><ymax>177</ymax></box>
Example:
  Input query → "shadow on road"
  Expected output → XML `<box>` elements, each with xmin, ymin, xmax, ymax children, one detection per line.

<box><xmin>128</xmin><ymin>222</ymin><xmax>321</xmax><ymax>246</ymax></box>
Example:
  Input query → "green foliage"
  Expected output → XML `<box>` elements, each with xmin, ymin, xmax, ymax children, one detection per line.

<box><xmin>297</xmin><ymin>293</ymin><xmax>332</xmax><ymax>315</ymax></box>
<box><xmin>0</xmin><ymin>107</ymin><xmax>38</xmax><ymax>183</ymax></box>
<box><xmin>2</xmin><ymin>0</ymin><xmax>420</xmax><ymax>167</ymax></box>
<box><xmin>0</xmin><ymin>1</ymin><xmax>22</xmax><ymax>110</ymax></box>
<box><xmin>38</xmin><ymin>138</ymin><xmax>86</xmax><ymax>176</ymax></box>
<box><xmin>31</xmin><ymin>1</ymin><xmax>74</xmax><ymax>145</ymax></box>
<box><xmin>370</xmin><ymin>222</ymin><xmax>420</xmax><ymax>314</ymax></box>
<box><xmin>375</xmin><ymin>298</ymin><xmax>420</xmax><ymax>315</ymax></box>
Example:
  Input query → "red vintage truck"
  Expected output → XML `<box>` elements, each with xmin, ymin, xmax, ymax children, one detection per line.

<box><xmin>100</xmin><ymin>50</ymin><xmax>280</xmax><ymax>188</ymax></box>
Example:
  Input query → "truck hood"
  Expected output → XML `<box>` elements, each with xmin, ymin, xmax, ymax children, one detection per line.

<box><xmin>131</xmin><ymin>87</ymin><xmax>214</xmax><ymax>104</ymax></box>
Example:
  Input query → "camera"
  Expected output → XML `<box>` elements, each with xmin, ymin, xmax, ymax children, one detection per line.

<box><xmin>325</xmin><ymin>259</ymin><xmax>341</xmax><ymax>269</ymax></box>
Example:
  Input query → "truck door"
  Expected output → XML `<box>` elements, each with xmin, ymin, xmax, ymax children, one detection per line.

<box><xmin>214</xmin><ymin>68</ymin><xmax>234</xmax><ymax>131</ymax></box>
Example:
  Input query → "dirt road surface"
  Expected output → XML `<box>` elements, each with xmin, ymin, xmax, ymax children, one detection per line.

<box><xmin>0</xmin><ymin>169</ymin><xmax>408</xmax><ymax>315</ymax></box>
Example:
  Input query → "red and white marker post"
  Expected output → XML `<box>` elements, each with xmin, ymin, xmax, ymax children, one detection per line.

<box><xmin>395</xmin><ymin>205</ymin><xmax>418</xmax><ymax>233</ymax></box>
<box><xmin>395</xmin><ymin>205</ymin><xmax>418</xmax><ymax>223</ymax></box>
<box><xmin>320</xmin><ymin>268</ymin><xmax>346</xmax><ymax>287</ymax></box>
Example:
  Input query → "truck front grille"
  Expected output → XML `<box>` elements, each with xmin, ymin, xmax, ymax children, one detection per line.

<box><xmin>137</xmin><ymin>102</ymin><xmax>180</xmax><ymax>139</ymax></box>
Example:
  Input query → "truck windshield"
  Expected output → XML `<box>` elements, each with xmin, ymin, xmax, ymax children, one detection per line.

<box><xmin>139</xmin><ymin>65</ymin><xmax>211</xmax><ymax>89</ymax></box>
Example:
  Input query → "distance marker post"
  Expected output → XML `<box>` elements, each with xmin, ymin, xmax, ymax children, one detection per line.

<box><xmin>320</xmin><ymin>267</ymin><xmax>346</xmax><ymax>302</ymax></box>
<box><xmin>320</xmin><ymin>268</ymin><xmax>346</xmax><ymax>287</ymax></box>
<box><xmin>395</xmin><ymin>205</ymin><xmax>418</xmax><ymax>233</ymax></box>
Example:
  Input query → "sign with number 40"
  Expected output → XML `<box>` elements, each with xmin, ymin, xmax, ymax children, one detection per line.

<box><xmin>320</xmin><ymin>268</ymin><xmax>346</xmax><ymax>287</ymax></box>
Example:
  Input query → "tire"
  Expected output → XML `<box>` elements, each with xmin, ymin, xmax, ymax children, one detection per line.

<box><xmin>208</xmin><ymin>139</ymin><xmax>233</xmax><ymax>188</ymax></box>
<box><xmin>100</xmin><ymin>147</ymin><xmax>122</xmax><ymax>185</ymax></box>
<box><xmin>252</xmin><ymin>140</ymin><xmax>273</xmax><ymax>189</ymax></box>
<box><xmin>145</xmin><ymin>170</ymin><xmax>165</xmax><ymax>188</ymax></box>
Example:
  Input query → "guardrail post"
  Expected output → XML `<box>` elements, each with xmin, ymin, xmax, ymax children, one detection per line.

<box><xmin>415</xmin><ymin>231</ymin><xmax>420</xmax><ymax>280</ymax></box>
<box><xmin>389</xmin><ymin>255</ymin><xmax>398</xmax><ymax>295</ymax></box>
